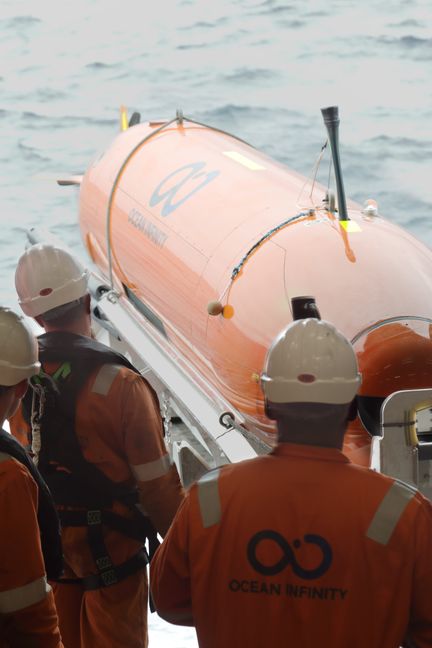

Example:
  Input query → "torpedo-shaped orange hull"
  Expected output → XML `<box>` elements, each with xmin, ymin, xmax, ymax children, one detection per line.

<box><xmin>79</xmin><ymin>119</ymin><xmax>432</xmax><ymax>466</ymax></box>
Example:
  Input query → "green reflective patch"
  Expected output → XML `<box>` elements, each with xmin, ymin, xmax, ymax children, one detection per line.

<box><xmin>52</xmin><ymin>362</ymin><xmax>72</xmax><ymax>381</ymax></box>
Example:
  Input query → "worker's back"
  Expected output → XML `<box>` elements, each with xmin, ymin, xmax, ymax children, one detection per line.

<box><xmin>153</xmin><ymin>442</ymin><xmax>432</xmax><ymax>648</ymax></box>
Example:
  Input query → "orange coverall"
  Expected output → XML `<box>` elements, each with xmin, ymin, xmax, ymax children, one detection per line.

<box><xmin>0</xmin><ymin>452</ymin><xmax>63</xmax><ymax>647</ymax></box>
<box><xmin>151</xmin><ymin>443</ymin><xmax>432</xmax><ymax>648</ymax></box>
<box><xmin>11</xmin><ymin>363</ymin><xmax>184</xmax><ymax>648</ymax></box>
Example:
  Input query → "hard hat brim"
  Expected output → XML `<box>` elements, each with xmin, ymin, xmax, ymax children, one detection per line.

<box><xmin>0</xmin><ymin>360</ymin><xmax>41</xmax><ymax>387</ymax></box>
<box><xmin>261</xmin><ymin>374</ymin><xmax>361</xmax><ymax>404</ymax></box>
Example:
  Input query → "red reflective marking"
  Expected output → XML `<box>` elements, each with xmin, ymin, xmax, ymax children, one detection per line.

<box><xmin>297</xmin><ymin>373</ymin><xmax>316</xmax><ymax>383</ymax></box>
<box><xmin>39</xmin><ymin>288</ymin><xmax>53</xmax><ymax>296</ymax></box>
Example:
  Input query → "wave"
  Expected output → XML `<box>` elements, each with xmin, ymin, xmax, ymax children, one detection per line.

<box><xmin>388</xmin><ymin>19</ymin><xmax>422</xmax><ymax>28</ymax></box>
<box><xmin>364</xmin><ymin>135</ymin><xmax>432</xmax><ymax>162</ymax></box>
<box><xmin>278</xmin><ymin>19</ymin><xmax>305</xmax><ymax>28</ymax></box>
<box><xmin>376</xmin><ymin>34</ymin><xmax>432</xmax><ymax>58</ymax></box>
<box><xmin>180</xmin><ymin>17</ymin><xmax>229</xmax><ymax>31</ymax></box>
<box><xmin>199</xmin><ymin>104</ymin><xmax>301</xmax><ymax>122</ymax></box>
<box><xmin>13</xmin><ymin>88</ymin><xmax>68</xmax><ymax>102</ymax></box>
<box><xmin>2</xmin><ymin>15</ymin><xmax>41</xmax><ymax>29</ymax></box>
<box><xmin>176</xmin><ymin>42</ymin><xmax>208</xmax><ymax>50</ymax></box>
<box><xmin>85</xmin><ymin>61</ymin><xmax>121</xmax><ymax>70</ymax></box>
<box><xmin>20</xmin><ymin>111</ymin><xmax>117</xmax><ymax>129</ymax></box>
<box><xmin>252</xmin><ymin>3</ymin><xmax>295</xmax><ymax>17</ymax></box>
<box><xmin>223</xmin><ymin>67</ymin><xmax>280</xmax><ymax>83</ymax></box>
<box><xmin>17</xmin><ymin>141</ymin><xmax>51</xmax><ymax>163</ymax></box>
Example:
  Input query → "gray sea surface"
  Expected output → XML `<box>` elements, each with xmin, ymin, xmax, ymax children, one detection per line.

<box><xmin>1</xmin><ymin>0</ymin><xmax>431</xmax><ymax>645</ymax></box>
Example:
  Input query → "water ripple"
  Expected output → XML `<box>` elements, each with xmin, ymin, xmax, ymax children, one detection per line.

<box><xmin>364</xmin><ymin>135</ymin><xmax>432</xmax><ymax>161</ymax></box>
<box><xmin>2</xmin><ymin>15</ymin><xmax>41</xmax><ymax>29</ymax></box>
<box><xmin>389</xmin><ymin>19</ymin><xmax>422</xmax><ymax>28</ymax></box>
<box><xmin>85</xmin><ymin>61</ymin><xmax>121</xmax><ymax>70</ymax></box>
<box><xmin>177</xmin><ymin>42</ymin><xmax>207</xmax><ymax>50</ymax></box>
<box><xmin>20</xmin><ymin>111</ymin><xmax>117</xmax><ymax>129</ymax></box>
<box><xmin>278</xmin><ymin>19</ymin><xmax>305</xmax><ymax>28</ymax></box>
<box><xmin>180</xmin><ymin>18</ymin><xmax>229</xmax><ymax>31</ymax></box>
<box><xmin>252</xmin><ymin>4</ymin><xmax>295</xmax><ymax>16</ymax></box>
<box><xmin>377</xmin><ymin>34</ymin><xmax>432</xmax><ymax>58</ymax></box>
<box><xmin>17</xmin><ymin>140</ymin><xmax>51</xmax><ymax>163</ymax></box>
<box><xmin>224</xmin><ymin>68</ymin><xmax>280</xmax><ymax>83</ymax></box>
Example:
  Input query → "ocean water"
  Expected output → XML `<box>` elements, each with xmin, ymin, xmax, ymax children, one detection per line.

<box><xmin>1</xmin><ymin>0</ymin><xmax>431</xmax><ymax>645</ymax></box>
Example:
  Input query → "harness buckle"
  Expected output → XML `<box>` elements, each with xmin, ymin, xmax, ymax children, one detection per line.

<box><xmin>96</xmin><ymin>556</ymin><xmax>113</xmax><ymax>570</ymax></box>
<box><xmin>87</xmin><ymin>510</ymin><xmax>102</xmax><ymax>525</ymax></box>
<box><xmin>101</xmin><ymin>569</ymin><xmax>118</xmax><ymax>586</ymax></box>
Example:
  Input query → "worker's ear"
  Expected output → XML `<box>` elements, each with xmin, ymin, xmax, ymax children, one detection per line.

<box><xmin>13</xmin><ymin>379</ymin><xmax>29</xmax><ymax>400</ymax></box>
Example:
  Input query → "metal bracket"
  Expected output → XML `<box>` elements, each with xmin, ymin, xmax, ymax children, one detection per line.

<box><xmin>371</xmin><ymin>388</ymin><xmax>432</xmax><ymax>499</ymax></box>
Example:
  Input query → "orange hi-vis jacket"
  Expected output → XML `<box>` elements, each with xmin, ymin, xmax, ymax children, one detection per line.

<box><xmin>51</xmin><ymin>361</ymin><xmax>184</xmax><ymax>572</ymax></box>
<box><xmin>10</xmin><ymin>345</ymin><xmax>184</xmax><ymax>648</ymax></box>
<box><xmin>11</xmin><ymin>361</ymin><xmax>184</xmax><ymax>566</ymax></box>
<box><xmin>151</xmin><ymin>443</ymin><xmax>432</xmax><ymax>648</ymax></box>
<box><xmin>0</xmin><ymin>452</ymin><xmax>63</xmax><ymax>647</ymax></box>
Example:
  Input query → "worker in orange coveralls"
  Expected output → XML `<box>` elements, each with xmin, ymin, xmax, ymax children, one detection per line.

<box><xmin>0</xmin><ymin>306</ymin><xmax>63</xmax><ymax>647</ymax></box>
<box><xmin>151</xmin><ymin>313</ymin><xmax>432</xmax><ymax>648</ymax></box>
<box><xmin>13</xmin><ymin>243</ymin><xmax>184</xmax><ymax>648</ymax></box>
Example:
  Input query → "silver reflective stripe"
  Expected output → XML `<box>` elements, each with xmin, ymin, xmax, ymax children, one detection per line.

<box><xmin>0</xmin><ymin>576</ymin><xmax>51</xmax><ymax>614</ymax></box>
<box><xmin>91</xmin><ymin>364</ymin><xmax>121</xmax><ymax>395</ymax></box>
<box><xmin>367</xmin><ymin>480</ymin><xmax>416</xmax><ymax>545</ymax></box>
<box><xmin>0</xmin><ymin>452</ymin><xmax>11</xmax><ymax>464</ymax></box>
<box><xmin>197</xmin><ymin>469</ymin><xmax>221</xmax><ymax>528</ymax></box>
<box><xmin>131</xmin><ymin>454</ymin><xmax>172</xmax><ymax>482</ymax></box>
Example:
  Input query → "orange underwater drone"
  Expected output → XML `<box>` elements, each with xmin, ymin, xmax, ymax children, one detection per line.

<box><xmin>76</xmin><ymin>105</ymin><xmax>432</xmax><ymax>472</ymax></box>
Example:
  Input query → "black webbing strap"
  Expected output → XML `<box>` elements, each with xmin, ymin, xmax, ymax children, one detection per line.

<box><xmin>85</xmin><ymin>511</ymin><xmax>115</xmax><ymax>585</ymax></box>
<box><xmin>59</xmin><ymin>508</ymin><xmax>154</xmax><ymax>544</ymax></box>
<box><xmin>51</xmin><ymin>577</ymin><xmax>82</xmax><ymax>585</ymax></box>
<box><xmin>82</xmin><ymin>549</ymin><xmax>148</xmax><ymax>591</ymax></box>
<box><xmin>50</xmin><ymin>551</ymin><xmax>149</xmax><ymax>591</ymax></box>
<box><xmin>58</xmin><ymin>509</ymin><xmax>149</xmax><ymax>591</ymax></box>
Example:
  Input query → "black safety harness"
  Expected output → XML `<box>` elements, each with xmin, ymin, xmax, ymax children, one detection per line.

<box><xmin>0</xmin><ymin>429</ymin><xmax>63</xmax><ymax>581</ymax></box>
<box><xmin>25</xmin><ymin>331</ymin><xmax>160</xmax><ymax>591</ymax></box>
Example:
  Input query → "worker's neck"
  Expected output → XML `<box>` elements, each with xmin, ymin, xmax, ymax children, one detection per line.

<box><xmin>42</xmin><ymin>318</ymin><xmax>91</xmax><ymax>338</ymax></box>
<box><xmin>276</xmin><ymin>416</ymin><xmax>347</xmax><ymax>450</ymax></box>
<box><xmin>277</xmin><ymin>424</ymin><xmax>345</xmax><ymax>450</ymax></box>
<box><xmin>271</xmin><ymin>402</ymin><xmax>351</xmax><ymax>450</ymax></box>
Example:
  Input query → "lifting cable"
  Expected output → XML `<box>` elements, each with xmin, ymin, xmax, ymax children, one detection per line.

<box><xmin>231</xmin><ymin>210</ymin><xmax>311</xmax><ymax>280</ymax></box>
<box><xmin>105</xmin><ymin>111</ymin><xmax>256</xmax><ymax>288</ymax></box>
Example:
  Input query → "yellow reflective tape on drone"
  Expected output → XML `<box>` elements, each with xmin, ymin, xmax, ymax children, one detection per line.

<box><xmin>120</xmin><ymin>105</ymin><xmax>128</xmax><ymax>131</ymax></box>
<box><xmin>223</xmin><ymin>151</ymin><xmax>265</xmax><ymax>171</ymax></box>
<box><xmin>340</xmin><ymin>220</ymin><xmax>361</xmax><ymax>232</ymax></box>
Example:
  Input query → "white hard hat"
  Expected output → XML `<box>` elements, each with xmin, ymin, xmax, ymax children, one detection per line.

<box><xmin>15</xmin><ymin>244</ymin><xmax>89</xmax><ymax>318</ymax></box>
<box><xmin>261</xmin><ymin>319</ymin><xmax>361</xmax><ymax>405</ymax></box>
<box><xmin>0</xmin><ymin>308</ymin><xmax>40</xmax><ymax>386</ymax></box>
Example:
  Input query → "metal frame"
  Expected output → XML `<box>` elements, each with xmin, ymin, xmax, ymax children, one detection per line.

<box><xmin>91</xmin><ymin>287</ymin><xmax>263</xmax><ymax>482</ymax></box>
<box><xmin>371</xmin><ymin>388</ymin><xmax>432</xmax><ymax>499</ymax></box>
